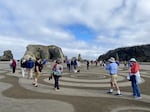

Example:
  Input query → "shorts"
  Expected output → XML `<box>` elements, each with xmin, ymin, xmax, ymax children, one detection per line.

<box><xmin>110</xmin><ymin>74</ymin><xmax>118</xmax><ymax>83</ymax></box>
<box><xmin>35</xmin><ymin>72</ymin><xmax>41</xmax><ymax>78</ymax></box>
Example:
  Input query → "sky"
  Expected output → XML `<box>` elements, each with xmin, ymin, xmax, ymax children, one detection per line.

<box><xmin>0</xmin><ymin>0</ymin><xmax>150</xmax><ymax>60</ymax></box>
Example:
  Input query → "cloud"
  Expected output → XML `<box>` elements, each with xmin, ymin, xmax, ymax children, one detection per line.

<box><xmin>0</xmin><ymin>36</ymin><xmax>43</xmax><ymax>58</ymax></box>
<box><xmin>0</xmin><ymin>0</ymin><xmax>150</xmax><ymax>60</ymax></box>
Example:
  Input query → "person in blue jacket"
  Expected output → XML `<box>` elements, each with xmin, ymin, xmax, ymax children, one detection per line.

<box><xmin>105</xmin><ymin>57</ymin><xmax>122</xmax><ymax>96</ymax></box>
<box><xmin>26</xmin><ymin>57</ymin><xmax>34</xmax><ymax>79</ymax></box>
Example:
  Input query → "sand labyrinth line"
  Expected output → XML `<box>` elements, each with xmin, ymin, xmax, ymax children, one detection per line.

<box><xmin>111</xmin><ymin>106</ymin><xmax>150</xmax><ymax>112</ymax></box>
<box><xmin>43</xmin><ymin>76</ymin><xmax>145</xmax><ymax>88</ymax></box>
<box><xmin>18</xmin><ymin>78</ymin><xmax>150</xmax><ymax>104</ymax></box>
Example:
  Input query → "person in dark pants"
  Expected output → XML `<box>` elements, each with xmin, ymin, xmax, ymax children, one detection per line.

<box><xmin>51</xmin><ymin>59</ymin><xmax>63</xmax><ymax>91</ymax></box>
<box><xmin>87</xmin><ymin>60</ymin><xmax>89</xmax><ymax>70</ymax></box>
<box><xmin>129</xmin><ymin>58</ymin><xmax>142</xmax><ymax>99</ymax></box>
<box><xmin>53</xmin><ymin>75</ymin><xmax>60</xmax><ymax>90</ymax></box>
<box><xmin>11</xmin><ymin>59</ymin><xmax>17</xmax><ymax>73</ymax></box>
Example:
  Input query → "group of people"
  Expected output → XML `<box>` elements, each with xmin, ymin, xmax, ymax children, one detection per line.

<box><xmin>9</xmin><ymin>57</ymin><xmax>63</xmax><ymax>89</ymax></box>
<box><xmin>66</xmin><ymin>58</ymin><xmax>80</xmax><ymax>73</ymax></box>
<box><xmin>105</xmin><ymin>57</ymin><xmax>142</xmax><ymax>99</ymax></box>
<box><xmin>10</xmin><ymin>56</ymin><xmax>142</xmax><ymax>98</ymax></box>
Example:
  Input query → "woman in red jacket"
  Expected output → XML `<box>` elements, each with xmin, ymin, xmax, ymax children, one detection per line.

<box><xmin>11</xmin><ymin>59</ymin><xmax>17</xmax><ymax>73</ymax></box>
<box><xmin>129</xmin><ymin>58</ymin><xmax>142</xmax><ymax>99</ymax></box>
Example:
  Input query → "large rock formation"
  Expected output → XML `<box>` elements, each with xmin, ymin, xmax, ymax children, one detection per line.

<box><xmin>0</xmin><ymin>50</ymin><xmax>13</xmax><ymax>61</ymax></box>
<box><xmin>98</xmin><ymin>44</ymin><xmax>150</xmax><ymax>62</ymax></box>
<box><xmin>22</xmin><ymin>45</ymin><xmax>65</xmax><ymax>61</ymax></box>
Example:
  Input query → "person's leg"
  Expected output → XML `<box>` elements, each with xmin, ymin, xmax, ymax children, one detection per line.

<box><xmin>53</xmin><ymin>75</ymin><xmax>57</xmax><ymax>89</ymax></box>
<box><xmin>33</xmin><ymin>72</ymin><xmax>39</xmax><ymax>87</ymax></box>
<box><xmin>21</xmin><ymin>68</ymin><xmax>25</xmax><ymax>77</ymax></box>
<box><xmin>131</xmin><ymin>75</ymin><xmax>137</xmax><ymax>97</ymax></box>
<box><xmin>69</xmin><ymin>64</ymin><xmax>71</xmax><ymax>72</ymax></box>
<box><xmin>27</xmin><ymin>68</ymin><xmax>30</xmax><ymax>79</ymax></box>
<box><xmin>55</xmin><ymin>76</ymin><xmax>60</xmax><ymax>89</ymax></box>
<box><xmin>29</xmin><ymin>69</ymin><xmax>33</xmax><ymax>79</ymax></box>
<box><xmin>135</xmin><ymin>83</ymin><xmax>141</xmax><ymax>97</ymax></box>
<box><xmin>13</xmin><ymin>67</ymin><xmax>15</xmax><ymax>73</ymax></box>
<box><xmin>108</xmin><ymin>76</ymin><xmax>113</xmax><ymax>93</ymax></box>
<box><xmin>112</xmin><ymin>75</ymin><xmax>121</xmax><ymax>95</ymax></box>
<box><xmin>12</xmin><ymin>67</ymin><xmax>14</xmax><ymax>73</ymax></box>
<box><xmin>114</xmin><ymin>82</ymin><xmax>121</xmax><ymax>95</ymax></box>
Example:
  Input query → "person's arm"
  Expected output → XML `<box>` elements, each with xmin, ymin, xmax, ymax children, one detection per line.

<box><xmin>36</xmin><ymin>65</ymin><xmax>40</xmax><ymax>73</ymax></box>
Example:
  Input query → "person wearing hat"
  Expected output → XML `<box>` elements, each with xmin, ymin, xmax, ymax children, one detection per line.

<box><xmin>105</xmin><ymin>57</ymin><xmax>122</xmax><ymax>96</ymax></box>
<box><xmin>129</xmin><ymin>58</ymin><xmax>142</xmax><ymax>99</ymax></box>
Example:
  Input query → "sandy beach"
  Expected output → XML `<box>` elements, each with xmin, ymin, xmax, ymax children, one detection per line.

<box><xmin>0</xmin><ymin>61</ymin><xmax>150</xmax><ymax>112</ymax></box>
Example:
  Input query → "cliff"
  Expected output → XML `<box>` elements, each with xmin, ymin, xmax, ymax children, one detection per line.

<box><xmin>0</xmin><ymin>50</ymin><xmax>13</xmax><ymax>61</ymax></box>
<box><xmin>98</xmin><ymin>44</ymin><xmax>150</xmax><ymax>62</ymax></box>
<box><xmin>22</xmin><ymin>45</ymin><xmax>65</xmax><ymax>61</ymax></box>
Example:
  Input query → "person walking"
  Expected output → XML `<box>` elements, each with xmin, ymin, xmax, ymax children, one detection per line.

<box><xmin>105</xmin><ymin>57</ymin><xmax>122</xmax><ymax>96</ymax></box>
<box><xmin>11</xmin><ymin>59</ymin><xmax>17</xmax><ymax>73</ymax></box>
<box><xmin>26</xmin><ymin>58</ymin><xmax>34</xmax><ymax>79</ymax></box>
<box><xmin>129</xmin><ymin>58</ymin><xmax>142</xmax><ymax>99</ymax></box>
<box><xmin>51</xmin><ymin>59</ymin><xmax>63</xmax><ymax>91</ymax></box>
<box><xmin>32</xmin><ymin>58</ymin><xmax>43</xmax><ymax>87</ymax></box>
<box><xmin>20</xmin><ymin>59</ymin><xmax>26</xmax><ymax>77</ymax></box>
<box><xmin>87</xmin><ymin>60</ymin><xmax>89</xmax><ymax>70</ymax></box>
<box><xmin>66</xmin><ymin>59</ymin><xmax>71</xmax><ymax>72</ymax></box>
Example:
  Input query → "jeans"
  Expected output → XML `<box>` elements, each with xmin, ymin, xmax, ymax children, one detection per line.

<box><xmin>53</xmin><ymin>75</ymin><xmax>60</xmax><ymax>89</ymax></box>
<box><xmin>131</xmin><ymin>75</ymin><xmax>141</xmax><ymax>97</ymax></box>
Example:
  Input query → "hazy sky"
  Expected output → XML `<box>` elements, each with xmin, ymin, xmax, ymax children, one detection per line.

<box><xmin>0</xmin><ymin>0</ymin><xmax>150</xmax><ymax>60</ymax></box>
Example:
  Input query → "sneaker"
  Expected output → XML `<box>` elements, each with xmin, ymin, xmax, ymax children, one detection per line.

<box><xmin>54</xmin><ymin>88</ymin><xmax>60</xmax><ymax>91</ymax></box>
<box><xmin>115</xmin><ymin>93</ymin><xmax>122</xmax><ymax>96</ymax></box>
<box><xmin>49</xmin><ymin>76</ymin><xmax>52</xmax><ymax>80</ymax></box>
<box><xmin>135</xmin><ymin>97</ymin><xmax>142</xmax><ymax>100</ymax></box>
<box><xmin>32</xmin><ymin>82</ymin><xmax>35</xmax><ymax>85</ymax></box>
<box><xmin>107</xmin><ymin>91</ymin><xmax>113</xmax><ymax>94</ymax></box>
<box><xmin>34</xmin><ymin>84</ymin><xmax>38</xmax><ymax>87</ymax></box>
<box><xmin>55</xmin><ymin>89</ymin><xmax>60</xmax><ymax>91</ymax></box>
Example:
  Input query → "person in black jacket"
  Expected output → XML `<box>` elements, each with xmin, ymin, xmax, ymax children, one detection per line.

<box><xmin>32</xmin><ymin>58</ymin><xmax>43</xmax><ymax>87</ymax></box>
<box><xmin>20</xmin><ymin>59</ymin><xmax>26</xmax><ymax>77</ymax></box>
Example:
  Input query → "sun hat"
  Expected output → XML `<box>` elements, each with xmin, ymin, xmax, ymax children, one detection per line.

<box><xmin>108</xmin><ymin>57</ymin><xmax>116</xmax><ymax>63</ymax></box>
<box><xmin>130</xmin><ymin>58</ymin><xmax>136</xmax><ymax>62</ymax></box>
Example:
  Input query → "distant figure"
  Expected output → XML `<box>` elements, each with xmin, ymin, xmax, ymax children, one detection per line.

<box><xmin>105</xmin><ymin>57</ymin><xmax>122</xmax><ymax>96</ymax></box>
<box><xmin>11</xmin><ymin>59</ymin><xmax>17</xmax><ymax>73</ymax></box>
<box><xmin>71</xmin><ymin>59</ymin><xmax>74</xmax><ymax>72</ymax></box>
<box><xmin>124</xmin><ymin>60</ymin><xmax>127</xmax><ymax>67</ymax></box>
<box><xmin>66</xmin><ymin>59</ymin><xmax>71</xmax><ymax>72</ymax></box>
<box><xmin>32</xmin><ymin>58</ymin><xmax>43</xmax><ymax>87</ymax></box>
<box><xmin>76</xmin><ymin>60</ymin><xmax>81</xmax><ymax>72</ymax></box>
<box><xmin>87</xmin><ymin>60</ymin><xmax>90</xmax><ymax>70</ymax></box>
<box><xmin>95</xmin><ymin>60</ymin><xmax>98</xmax><ymax>66</ymax></box>
<box><xmin>73</xmin><ymin>59</ymin><xmax>78</xmax><ymax>72</ymax></box>
<box><xmin>26</xmin><ymin>58</ymin><xmax>34</xmax><ymax>79</ymax></box>
<box><xmin>129</xmin><ymin>58</ymin><xmax>142</xmax><ymax>99</ymax></box>
<box><xmin>20</xmin><ymin>59</ymin><xmax>26</xmax><ymax>77</ymax></box>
